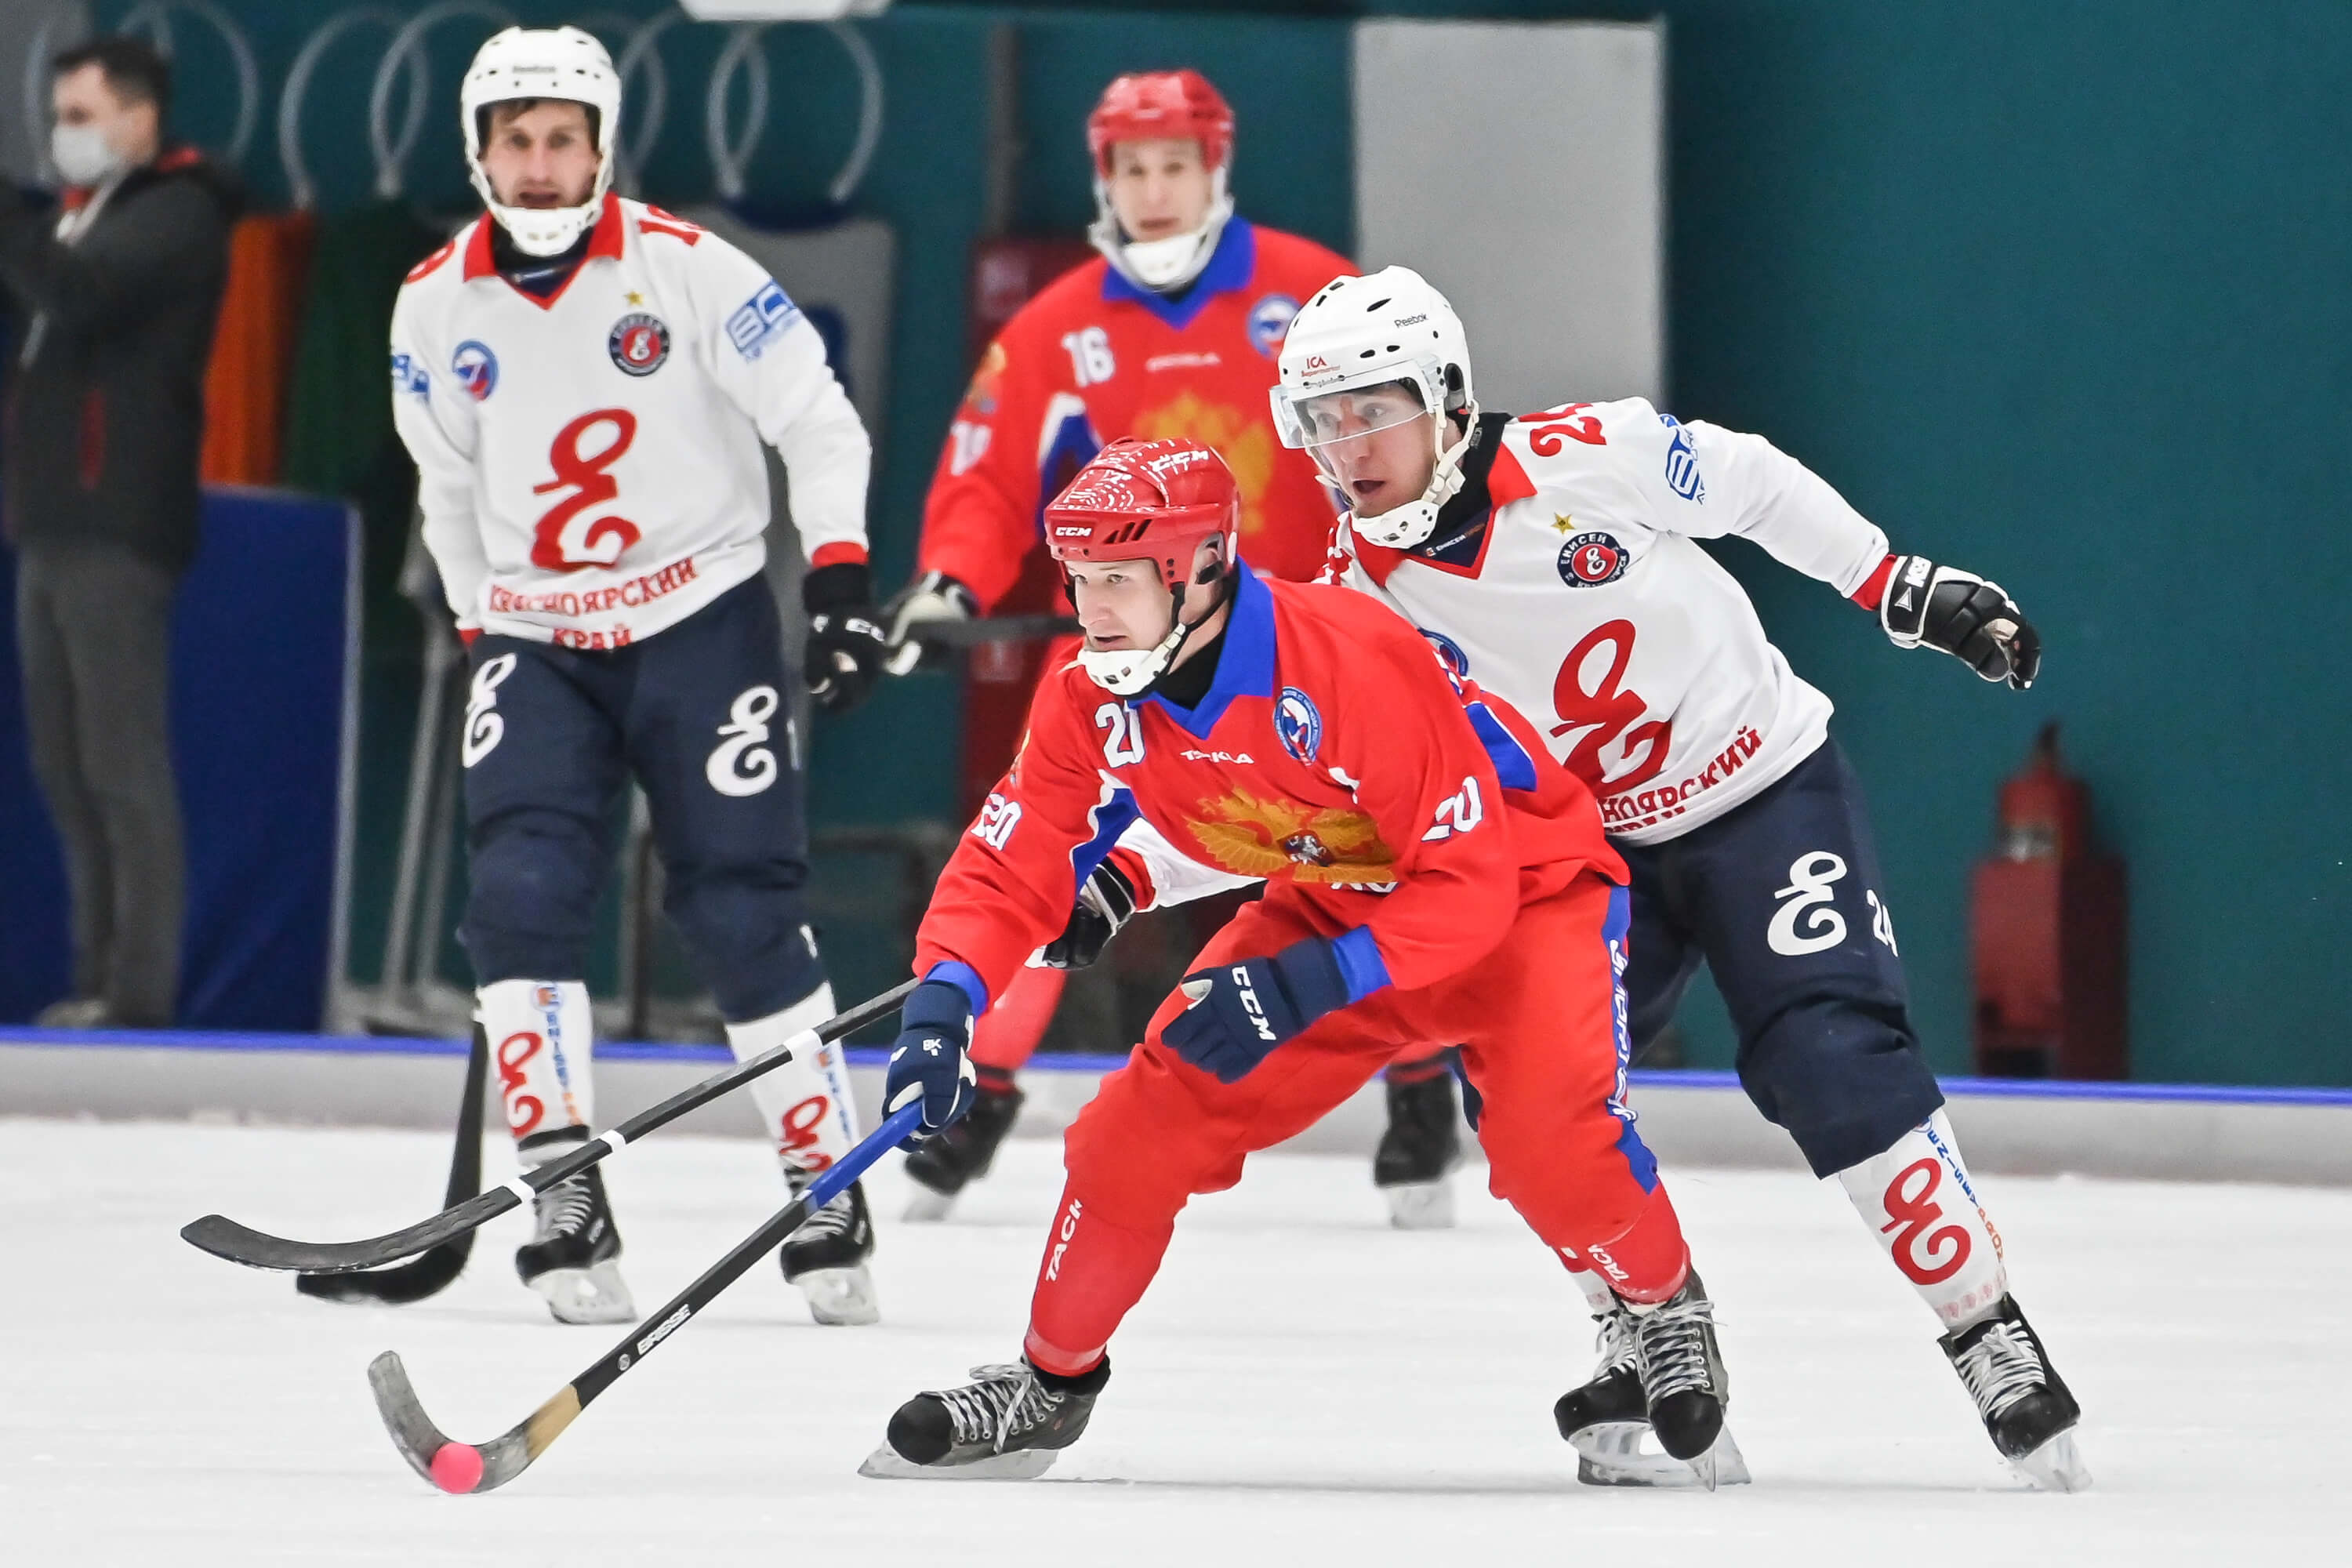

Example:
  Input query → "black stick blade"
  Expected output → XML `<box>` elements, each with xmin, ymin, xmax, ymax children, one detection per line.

<box><xmin>295</xmin><ymin>1238</ymin><xmax>473</xmax><ymax>1304</ymax></box>
<box><xmin>370</xmin><ymin>1351</ymin><xmax>579</xmax><ymax>1495</ymax></box>
<box><xmin>181</xmin><ymin>1185</ymin><xmax>518</xmax><ymax>1274</ymax></box>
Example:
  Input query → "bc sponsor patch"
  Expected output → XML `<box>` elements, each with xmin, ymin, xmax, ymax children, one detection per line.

<box><xmin>1556</xmin><ymin>531</ymin><xmax>1631</xmax><ymax>587</ymax></box>
<box><xmin>724</xmin><ymin>278</ymin><xmax>801</xmax><ymax>361</ymax></box>
<box><xmin>1420</xmin><ymin>628</ymin><xmax>1471</xmax><ymax>678</ymax></box>
<box><xmin>451</xmin><ymin>339</ymin><xmax>497</xmax><ymax>401</ymax></box>
<box><xmin>1247</xmin><ymin>292</ymin><xmax>1301</xmax><ymax>358</ymax></box>
<box><xmin>609</xmin><ymin>314</ymin><xmax>670</xmax><ymax>376</ymax></box>
<box><xmin>390</xmin><ymin>351</ymin><xmax>429</xmax><ymax>398</ymax></box>
<box><xmin>1274</xmin><ymin>686</ymin><xmax>1323</xmax><ymax>764</ymax></box>
<box><xmin>1659</xmin><ymin>412</ymin><xmax>1705</xmax><ymax>503</ymax></box>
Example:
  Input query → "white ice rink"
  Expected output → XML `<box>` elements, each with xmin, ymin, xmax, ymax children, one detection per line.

<box><xmin>5</xmin><ymin>1116</ymin><xmax>2345</xmax><ymax>1566</ymax></box>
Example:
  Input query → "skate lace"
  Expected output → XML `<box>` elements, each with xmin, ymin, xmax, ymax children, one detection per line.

<box><xmin>1633</xmin><ymin>1297</ymin><xmax>1721</xmax><ymax>1403</ymax></box>
<box><xmin>531</xmin><ymin>1174</ymin><xmax>594</xmax><ymax>1243</ymax></box>
<box><xmin>931</xmin><ymin>1364</ymin><xmax>1061</xmax><ymax>1454</ymax></box>
<box><xmin>1954</xmin><ymin>1321</ymin><xmax>2045</xmax><ymax>1422</ymax></box>
<box><xmin>787</xmin><ymin>1174</ymin><xmax>859</xmax><ymax>1243</ymax></box>
<box><xmin>1592</xmin><ymin>1307</ymin><xmax>1639</xmax><ymax>1377</ymax></box>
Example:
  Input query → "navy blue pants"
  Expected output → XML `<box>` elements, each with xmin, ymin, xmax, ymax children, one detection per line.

<box><xmin>1620</xmin><ymin>739</ymin><xmax>1944</xmax><ymax>1178</ymax></box>
<box><xmin>458</xmin><ymin>576</ymin><xmax>825</xmax><ymax>1022</ymax></box>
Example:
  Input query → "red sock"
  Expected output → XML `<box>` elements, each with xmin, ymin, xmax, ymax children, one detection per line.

<box><xmin>1568</xmin><ymin>1185</ymin><xmax>1691</xmax><ymax>1305</ymax></box>
<box><xmin>969</xmin><ymin>965</ymin><xmax>1065</xmax><ymax>1074</ymax></box>
<box><xmin>1023</xmin><ymin>1179</ymin><xmax>1173</xmax><ymax>1377</ymax></box>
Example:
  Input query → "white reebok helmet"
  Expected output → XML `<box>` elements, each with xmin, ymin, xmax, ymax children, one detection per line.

<box><xmin>1270</xmin><ymin>266</ymin><xmax>1478</xmax><ymax>550</ymax></box>
<box><xmin>462</xmin><ymin>27</ymin><xmax>621</xmax><ymax>257</ymax></box>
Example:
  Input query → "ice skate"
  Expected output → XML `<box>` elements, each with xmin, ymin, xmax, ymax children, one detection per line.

<box><xmin>901</xmin><ymin>1079</ymin><xmax>1025</xmax><ymax>1222</ymax></box>
<box><xmin>1561</xmin><ymin>1276</ymin><xmax>1748</xmax><ymax>1490</ymax></box>
<box><xmin>514</xmin><ymin>1163</ymin><xmax>636</xmax><ymax>1326</ymax></box>
<box><xmin>859</xmin><ymin>1357</ymin><xmax>1109</xmax><ymax>1480</ymax></box>
<box><xmin>1942</xmin><ymin>1294</ymin><xmax>2089</xmax><ymax>1492</ymax></box>
<box><xmin>780</xmin><ymin>1173</ymin><xmax>879</xmax><ymax>1326</ymax></box>
<box><xmin>1372</xmin><ymin>1068</ymin><xmax>1461</xmax><ymax>1229</ymax></box>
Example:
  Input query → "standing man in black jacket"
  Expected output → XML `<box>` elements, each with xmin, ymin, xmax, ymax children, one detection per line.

<box><xmin>0</xmin><ymin>37</ymin><xmax>240</xmax><ymax>1028</ymax></box>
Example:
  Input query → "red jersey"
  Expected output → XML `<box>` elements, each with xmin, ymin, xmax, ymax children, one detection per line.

<box><xmin>914</xmin><ymin>571</ymin><xmax>1624</xmax><ymax>1011</ymax></box>
<box><xmin>919</xmin><ymin>221</ymin><xmax>1353</xmax><ymax>609</ymax></box>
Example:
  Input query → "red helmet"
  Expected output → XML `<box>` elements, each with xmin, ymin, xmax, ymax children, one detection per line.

<box><xmin>1044</xmin><ymin>437</ymin><xmax>1240</xmax><ymax>594</ymax></box>
<box><xmin>1087</xmin><ymin>71</ymin><xmax>1235</xmax><ymax>176</ymax></box>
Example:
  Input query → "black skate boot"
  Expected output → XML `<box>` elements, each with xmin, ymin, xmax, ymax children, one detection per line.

<box><xmin>779</xmin><ymin>1172</ymin><xmax>878</xmax><ymax>1326</ymax></box>
<box><xmin>901</xmin><ymin>1073</ymin><xmax>1024</xmax><ymax>1222</ymax></box>
<box><xmin>1372</xmin><ymin>1064</ymin><xmax>1462</xmax><ymax>1229</ymax></box>
<box><xmin>513</xmin><ymin>1134</ymin><xmax>636</xmax><ymax>1326</ymax></box>
<box><xmin>859</xmin><ymin>1356</ymin><xmax>1111</xmax><ymax>1481</ymax></box>
<box><xmin>1565</xmin><ymin>1274</ymin><xmax>1748</xmax><ymax>1490</ymax></box>
<box><xmin>1941</xmin><ymin>1294</ymin><xmax>2090</xmax><ymax>1491</ymax></box>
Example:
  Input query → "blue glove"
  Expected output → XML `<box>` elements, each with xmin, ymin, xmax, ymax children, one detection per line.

<box><xmin>885</xmin><ymin>978</ymin><xmax>978</xmax><ymax>1149</ymax></box>
<box><xmin>1163</xmin><ymin>936</ymin><xmax>1352</xmax><ymax>1083</ymax></box>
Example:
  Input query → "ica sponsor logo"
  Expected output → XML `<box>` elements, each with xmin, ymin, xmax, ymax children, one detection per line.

<box><xmin>1555</xmin><ymin>531</ymin><xmax>1630</xmax><ymax>588</ymax></box>
<box><xmin>1274</xmin><ymin>687</ymin><xmax>1323</xmax><ymax>765</ymax></box>
<box><xmin>451</xmin><ymin>339</ymin><xmax>498</xmax><ymax>401</ymax></box>
<box><xmin>608</xmin><ymin>313</ymin><xmax>670</xmax><ymax>376</ymax></box>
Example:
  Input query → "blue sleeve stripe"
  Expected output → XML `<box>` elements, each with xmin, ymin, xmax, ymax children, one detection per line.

<box><xmin>1466</xmin><ymin>702</ymin><xmax>1540</xmax><ymax>792</ymax></box>
<box><xmin>924</xmin><ymin>960</ymin><xmax>991</xmax><ymax>1019</ymax></box>
<box><xmin>1069</xmin><ymin>787</ymin><xmax>1141</xmax><ymax>889</ymax></box>
<box><xmin>1330</xmin><ymin>926</ymin><xmax>1392</xmax><ymax>1004</ymax></box>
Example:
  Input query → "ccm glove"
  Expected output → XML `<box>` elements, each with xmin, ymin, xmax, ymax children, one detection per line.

<box><xmin>884</xmin><ymin>978</ymin><xmax>978</xmax><ymax>1149</ymax></box>
<box><xmin>1164</xmin><ymin>936</ymin><xmax>1351</xmax><ymax>1083</ymax></box>
<box><xmin>1880</xmin><ymin>554</ymin><xmax>2042</xmax><ymax>691</ymax></box>
<box><xmin>1040</xmin><ymin>858</ymin><xmax>1140</xmax><ymax>971</ymax></box>
<box><xmin>803</xmin><ymin>561</ymin><xmax>888</xmax><ymax>715</ymax></box>
<box><xmin>880</xmin><ymin>570</ymin><xmax>978</xmax><ymax>677</ymax></box>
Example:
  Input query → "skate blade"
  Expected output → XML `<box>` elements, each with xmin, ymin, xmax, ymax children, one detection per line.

<box><xmin>902</xmin><ymin>1185</ymin><xmax>957</xmax><ymax>1224</ymax></box>
<box><xmin>790</xmin><ymin>1264</ymin><xmax>880</xmax><ymax>1327</ymax></box>
<box><xmin>1570</xmin><ymin>1421</ymin><xmax>1750</xmax><ymax>1490</ymax></box>
<box><xmin>857</xmin><ymin>1444</ymin><xmax>1058</xmax><ymax>1481</ymax></box>
<box><xmin>2008</xmin><ymin>1428</ymin><xmax>2092</xmax><ymax>1494</ymax></box>
<box><xmin>1381</xmin><ymin>1179</ymin><xmax>1456</xmax><ymax>1230</ymax></box>
<box><xmin>528</xmin><ymin>1260</ymin><xmax>637</xmax><ymax>1326</ymax></box>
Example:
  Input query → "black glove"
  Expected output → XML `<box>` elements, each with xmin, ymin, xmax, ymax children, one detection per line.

<box><xmin>1880</xmin><ymin>554</ymin><xmax>2042</xmax><ymax>691</ymax></box>
<box><xmin>880</xmin><ymin>570</ymin><xmax>979</xmax><ymax>676</ymax></box>
<box><xmin>802</xmin><ymin>561</ymin><xmax>887</xmax><ymax>714</ymax></box>
<box><xmin>1040</xmin><ymin>858</ymin><xmax>1140</xmax><ymax>971</ymax></box>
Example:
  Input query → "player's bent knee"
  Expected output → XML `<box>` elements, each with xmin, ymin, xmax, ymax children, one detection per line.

<box><xmin>1739</xmin><ymin>1002</ymin><xmax>1944</xmax><ymax>1178</ymax></box>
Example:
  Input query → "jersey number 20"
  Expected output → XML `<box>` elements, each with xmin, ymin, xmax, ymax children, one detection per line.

<box><xmin>531</xmin><ymin>408</ymin><xmax>645</xmax><ymax>572</ymax></box>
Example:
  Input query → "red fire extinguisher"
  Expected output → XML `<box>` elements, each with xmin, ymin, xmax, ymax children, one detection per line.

<box><xmin>1969</xmin><ymin>722</ymin><xmax>2129</xmax><ymax>1078</ymax></box>
<box><xmin>954</xmin><ymin>238</ymin><xmax>1098</xmax><ymax>822</ymax></box>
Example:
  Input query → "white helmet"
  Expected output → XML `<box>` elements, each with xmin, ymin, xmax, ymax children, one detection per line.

<box><xmin>461</xmin><ymin>27</ymin><xmax>621</xmax><ymax>258</ymax></box>
<box><xmin>1270</xmin><ymin>266</ymin><xmax>1478</xmax><ymax>550</ymax></box>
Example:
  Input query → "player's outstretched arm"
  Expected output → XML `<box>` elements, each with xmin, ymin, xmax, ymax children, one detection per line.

<box><xmin>1867</xmin><ymin>554</ymin><xmax>2042</xmax><ymax>690</ymax></box>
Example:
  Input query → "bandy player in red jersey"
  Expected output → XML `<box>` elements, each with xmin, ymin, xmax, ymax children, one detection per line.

<box><xmin>880</xmin><ymin>71</ymin><xmax>1469</xmax><ymax>1229</ymax></box>
<box><xmin>1278</xmin><ymin>267</ymin><xmax>2085</xmax><ymax>1490</ymax></box>
<box><xmin>857</xmin><ymin>438</ymin><xmax>1744</xmax><ymax>1488</ymax></box>
<box><xmin>389</xmin><ymin>30</ymin><xmax>890</xmax><ymax>1329</ymax></box>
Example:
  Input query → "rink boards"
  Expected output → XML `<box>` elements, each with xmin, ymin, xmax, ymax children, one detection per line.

<box><xmin>3</xmin><ymin>1025</ymin><xmax>2347</xmax><ymax>1186</ymax></box>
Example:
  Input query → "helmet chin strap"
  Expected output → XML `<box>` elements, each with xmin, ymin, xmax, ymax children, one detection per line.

<box><xmin>470</xmin><ymin>158</ymin><xmax>612</xmax><ymax>258</ymax></box>
<box><xmin>1076</xmin><ymin>572</ymin><xmax>1231</xmax><ymax>697</ymax></box>
<box><xmin>1345</xmin><ymin>404</ymin><xmax>1479</xmax><ymax>550</ymax></box>
<box><xmin>1087</xmin><ymin>169</ymin><xmax>1234</xmax><ymax>294</ymax></box>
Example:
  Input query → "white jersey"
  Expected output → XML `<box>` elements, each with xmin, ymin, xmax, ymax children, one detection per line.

<box><xmin>390</xmin><ymin>195</ymin><xmax>870</xmax><ymax>649</ymax></box>
<box><xmin>1323</xmin><ymin>399</ymin><xmax>1889</xmax><ymax>844</ymax></box>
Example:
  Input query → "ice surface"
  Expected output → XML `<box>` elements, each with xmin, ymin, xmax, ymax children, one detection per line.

<box><xmin>4</xmin><ymin>1116</ymin><xmax>2345</xmax><ymax>1565</ymax></box>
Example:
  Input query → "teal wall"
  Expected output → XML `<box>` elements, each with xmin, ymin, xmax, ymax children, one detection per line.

<box><xmin>117</xmin><ymin>2</ymin><xmax>2347</xmax><ymax>1080</ymax></box>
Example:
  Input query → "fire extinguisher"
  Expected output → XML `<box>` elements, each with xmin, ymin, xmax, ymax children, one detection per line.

<box><xmin>1969</xmin><ymin>722</ymin><xmax>2129</xmax><ymax>1078</ymax></box>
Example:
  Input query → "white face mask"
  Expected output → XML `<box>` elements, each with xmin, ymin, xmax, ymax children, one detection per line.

<box><xmin>50</xmin><ymin>123</ymin><xmax>122</xmax><ymax>187</ymax></box>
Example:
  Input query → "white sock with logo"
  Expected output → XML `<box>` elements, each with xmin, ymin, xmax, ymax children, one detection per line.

<box><xmin>477</xmin><ymin>978</ymin><xmax>597</xmax><ymax>1152</ymax></box>
<box><xmin>726</xmin><ymin>983</ymin><xmax>862</xmax><ymax>1181</ymax></box>
<box><xmin>1835</xmin><ymin>1109</ymin><xmax>2009</xmax><ymax>1332</ymax></box>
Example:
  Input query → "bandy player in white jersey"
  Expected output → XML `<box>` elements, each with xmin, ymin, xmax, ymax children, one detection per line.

<box><xmin>390</xmin><ymin>27</ymin><xmax>891</xmax><ymax>1327</ymax></box>
<box><xmin>1274</xmin><ymin>267</ymin><xmax>2087</xmax><ymax>1492</ymax></box>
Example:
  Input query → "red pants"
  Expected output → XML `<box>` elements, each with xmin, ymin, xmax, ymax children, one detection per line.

<box><xmin>1023</xmin><ymin>869</ymin><xmax>1689</xmax><ymax>1374</ymax></box>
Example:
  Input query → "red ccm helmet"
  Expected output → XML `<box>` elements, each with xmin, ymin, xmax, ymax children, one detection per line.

<box><xmin>1086</xmin><ymin>71</ymin><xmax>1235</xmax><ymax>176</ymax></box>
<box><xmin>1044</xmin><ymin>437</ymin><xmax>1242</xmax><ymax>695</ymax></box>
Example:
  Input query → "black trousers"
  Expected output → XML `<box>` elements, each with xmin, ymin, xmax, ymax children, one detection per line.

<box><xmin>14</xmin><ymin>540</ymin><xmax>184</xmax><ymax>1024</ymax></box>
<box><xmin>458</xmin><ymin>575</ymin><xmax>826</xmax><ymax>1022</ymax></box>
<box><xmin>1620</xmin><ymin>738</ymin><xmax>1945</xmax><ymax>1178</ymax></box>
